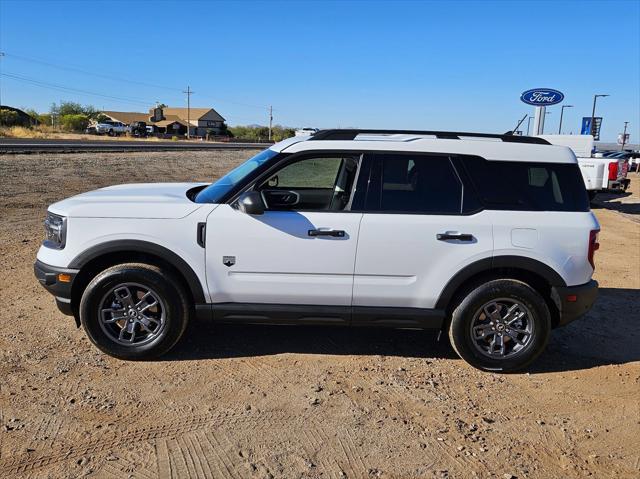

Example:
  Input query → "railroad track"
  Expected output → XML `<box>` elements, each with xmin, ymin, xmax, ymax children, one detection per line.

<box><xmin>0</xmin><ymin>138</ymin><xmax>268</xmax><ymax>153</ymax></box>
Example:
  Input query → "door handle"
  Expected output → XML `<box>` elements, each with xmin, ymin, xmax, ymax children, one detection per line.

<box><xmin>436</xmin><ymin>233</ymin><xmax>473</xmax><ymax>241</ymax></box>
<box><xmin>308</xmin><ymin>229</ymin><xmax>346</xmax><ymax>238</ymax></box>
<box><xmin>197</xmin><ymin>222</ymin><xmax>206</xmax><ymax>248</ymax></box>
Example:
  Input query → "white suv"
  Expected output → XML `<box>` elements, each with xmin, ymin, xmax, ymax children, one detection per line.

<box><xmin>34</xmin><ymin>129</ymin><xmax>600</xmax><ymax>372</ymax></box>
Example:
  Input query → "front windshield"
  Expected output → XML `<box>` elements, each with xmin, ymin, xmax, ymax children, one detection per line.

<box><xmin>194</xmin><ymin>148</ymin><xmax>278</xmax><ymax>203</ymax></box>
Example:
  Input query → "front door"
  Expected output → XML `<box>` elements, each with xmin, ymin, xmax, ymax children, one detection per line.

<box><xmin>205</xmin><ymin>153</ymin><xmax>363</xmax><ymax>307</ymax></box>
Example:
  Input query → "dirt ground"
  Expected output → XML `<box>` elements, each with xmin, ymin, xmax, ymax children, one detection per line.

<box><xmin>0</xmin><ymin>151</ymin><xmax>638</xmax><ymax>479</ymax></box>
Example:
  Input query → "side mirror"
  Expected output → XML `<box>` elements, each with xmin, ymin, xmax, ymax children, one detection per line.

<box><xmin>237</xmin><ymin>191</ymin><xmax>265</xmax><ymax>215</ymax></box>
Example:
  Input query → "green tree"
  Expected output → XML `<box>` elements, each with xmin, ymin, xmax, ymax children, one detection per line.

<box><xmin>23</xmin><ymin>108</ymin><xmax>43</xmax><ymax>124</ymax></box>
<box><xmin>228</xmin><ymin>125</ymin><xmax>295</xmax><ymax>142</ymax></box>
<box><xmin>0</xmin><ymin>109</ymin><xmax>21</xmax><ymax>127</ymax></box>
<box><xmin>61</xmin><ymin>114</ymin><xmax>90</xmax><ymax>132</ymax></box>
<box><xmin>58</xmin><ymin>101</ymin><xmax>85</xmax><ymax>116</ymax></box>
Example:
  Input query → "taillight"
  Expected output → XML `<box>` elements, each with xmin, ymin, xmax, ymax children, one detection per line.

<box><xmin>588</xmin><ymin>229</ymin><xmax>600</xmax><ymax>270</ymax></box>
<box><xmin>608</xmin><ymin>162</ymin><xmax>619</xmax><ymax>180</ymax></box>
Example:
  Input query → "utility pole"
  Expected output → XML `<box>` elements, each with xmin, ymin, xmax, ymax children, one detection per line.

<box><xmin>621</xmin><ymin>121</ymin><xmax>629</xmax><ymax>151</ymax></box>
<box><xmin>268</xmin><ymin>105</ymin><xmax>273</xmax><ymax>141</ymax></box>
<box><xmin>183</xmin><ymin>86</ymin><xmax>194</xmax><ymax>139</ymax></box>
<box><xmin>558</xmin><ymin>104</ymin><xmax>573</xmax><ymax>134</ymax></box>
<box><xmin>0</xmin><ymin>51</ymin><xmax>5</xmax><ymax>126</ymax></box>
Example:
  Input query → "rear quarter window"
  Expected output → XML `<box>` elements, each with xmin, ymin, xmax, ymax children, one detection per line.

<box><xmin>461</xmin><ymin>156</ymin><xmax>589</xmax><ymax>212</ymax></box>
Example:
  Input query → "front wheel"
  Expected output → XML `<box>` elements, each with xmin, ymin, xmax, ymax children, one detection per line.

<box><xmin>79</xmin><ymin>263</ymin><xmax>190</xmax><ymax>360</ymax></box>
<box><xmin>448</xmin><ymin>279</ymin><xmax>551</xmax><ymax>372</ymax></box>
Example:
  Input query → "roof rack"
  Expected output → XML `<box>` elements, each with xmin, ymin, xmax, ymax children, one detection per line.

<box><xmin>311</xmin><ymin>129</ymin><xmax>551</xmax><ymax>145</ymax></box>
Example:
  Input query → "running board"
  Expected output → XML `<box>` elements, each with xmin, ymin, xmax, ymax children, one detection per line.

<box><xmin>195</xmin><ymin>303</ymin><xmax>444</xmax><ymax>329</ymax></box>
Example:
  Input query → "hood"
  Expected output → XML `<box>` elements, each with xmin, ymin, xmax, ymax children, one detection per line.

<box><xmin>48</xmin><ymin>182</ymin><xmax>207</xmax><ymax>219</ymax></box>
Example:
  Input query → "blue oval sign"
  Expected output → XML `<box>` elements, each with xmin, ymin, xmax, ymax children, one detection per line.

<box><xmin>520</xmin><ymin>88</ymin><xmax>564</xmax><ymax>106</ymax></box>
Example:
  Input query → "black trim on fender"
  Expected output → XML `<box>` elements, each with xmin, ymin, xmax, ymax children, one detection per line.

<box><xmin>435</xmin><ymin>256</ymin><xmax>567</xmax><ymax>310</ymax></box>
<box><xmin>195</xmin><ymin>303</ymin><xmax>444</xmax><ymax>329</ymax></box>
<box><xmin>68</xmin><ymin>240</ymin><xmax>206</xmax><ymax>303</ymax></box>
<box><xmin>34</xmin><ymin>260</ymin><xmax>78</xmax><ymax>319</ymax></box>
<box><xmin>551</xmin><ymin>280</ymin><xmax>598</xmax><ymax>327</ymax></box>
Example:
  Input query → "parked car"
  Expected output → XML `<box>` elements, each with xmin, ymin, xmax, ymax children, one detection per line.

<box><xmin>606</xmin><ymin>151</ymin><xmax>640</xmax><ymax>172</ymax></box>
<box><xmin>129</xmin><ymin>121</ymin><xmax>147</xmax><ymax>138</ymax></box>
<box><xmin>295</xmin><ymin>128</ymin><xmax>319</xmax><ymax>136</ymax></box>
<box><xmin>93</xmin><ymin>120</ymin><xmax>128</xmax><ymax>136</ymax></box>
<box><xmin>35</xmin><ymin>129</ymin><xmax>599</xmax><ymax>372</ymax></box>
<box><xmin>540</xmin><ymin>135</ymin><xmax>630</xmax><ymax>200</ymax></box>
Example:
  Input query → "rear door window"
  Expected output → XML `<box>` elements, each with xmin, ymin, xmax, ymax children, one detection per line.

<box><xmin>461</xmin><ymin>156</ymin><xmax>589</xmax><ymax>212</ymax></box>
<box><xmin>364</xmin><ymin>154</ymin><xmax>463</xmax><ymax>214</ymax></box>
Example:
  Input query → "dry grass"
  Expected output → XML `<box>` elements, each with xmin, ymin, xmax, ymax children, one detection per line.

<box><xmin>0</xmin><ymin>125</ymin><xmax>165</xmax><ymax>141</ymax></box>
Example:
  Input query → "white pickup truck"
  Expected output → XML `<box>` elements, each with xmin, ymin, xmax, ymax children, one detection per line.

<box><xmin>539</xmin><ymin>135</ymin><xmax>630</xmax><ymax>200</ymax></box>
<box><xmin>92</xmin><ymin>120</ymin><xmax>129</xmax><ymax>136</ymax></box>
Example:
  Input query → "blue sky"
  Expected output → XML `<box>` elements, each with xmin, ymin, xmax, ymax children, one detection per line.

<box><xmin>1</xmin><ymin>0</ymin><xmax>638</xmax><ymax>141</ymax></box>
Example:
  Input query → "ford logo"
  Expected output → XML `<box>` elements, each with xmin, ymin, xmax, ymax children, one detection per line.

<box><xmin>520</xmin><ymin>88</ymin><xmax>564</xmax><ymax>106</ymax></box>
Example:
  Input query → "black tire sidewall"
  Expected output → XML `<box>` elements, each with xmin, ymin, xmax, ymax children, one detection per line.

<box><xmin>449</xmin><ymin>279</ymin><xmax>551</xmax><ymax>372</ymax></box>
<box><xmin>80</xmin><ymin>264</ymin><xmax>188</xmax><ymax>360</ymax></box>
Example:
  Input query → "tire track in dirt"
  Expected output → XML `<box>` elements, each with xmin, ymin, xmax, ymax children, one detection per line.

<box><xmin>0</xmin><ymin>408</ymin><xmax>263</xmax><ymax>475</ymax></box>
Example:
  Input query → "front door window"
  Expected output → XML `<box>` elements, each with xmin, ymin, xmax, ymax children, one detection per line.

<box><xmin>257</xmin><ymin>155</ymin><xmax>360</xmax><ymax>211</ymax></box>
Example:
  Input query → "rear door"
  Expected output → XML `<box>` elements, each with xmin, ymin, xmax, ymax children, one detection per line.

<box><xmin>352</xmin><ymin>153</ymin><xmax>494</xmax><ymax>314</ymax></box>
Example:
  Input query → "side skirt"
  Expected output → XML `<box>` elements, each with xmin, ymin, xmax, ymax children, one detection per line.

<box><xmin>195</xmin><ymin>303</ymin><xmax>445</xmax><ymax>329</ymax></box>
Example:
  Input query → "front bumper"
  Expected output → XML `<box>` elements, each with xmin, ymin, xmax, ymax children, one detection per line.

<box><xmin>34</xmin><ymin>260</ymin><xmax>79</xmax><ymax>317</ymax></box>
<box><xmin>551</xmin><ymin>280</ymin><xmax>598</xmax><ymax>327</ymax></box>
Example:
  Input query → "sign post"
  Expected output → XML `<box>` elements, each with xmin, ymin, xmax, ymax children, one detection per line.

<box><xmin>520</xmin><ymin>88</ymin><xmax>564</xmax><ymax>136</ymax></box>
<box><xmin>532</xmin><ymin>106</ymin><xmax>546</xmax><ymax>136</ymax></box>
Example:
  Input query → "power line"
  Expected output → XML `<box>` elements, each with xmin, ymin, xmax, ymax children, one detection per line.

<box><xmin>0</xmin><ymin>71</ymin><xmax>163</xmax><ymax>107</ymax></box>
<box><xmin>3</xmin><ymin>51</ymin><xmax>272</xmax><ymax>111</ymax></box>
<box><xmin>4</xmin><ymin>52</ymin><xmax>180</xmax><ymax>92</ymax></box>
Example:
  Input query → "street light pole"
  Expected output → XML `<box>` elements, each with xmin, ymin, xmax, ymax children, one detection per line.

<box><xmin>542</xmin><ymin>111</ymin><xmax>551</xmax><ymax>135</ymax></box>
<box><xmin>590</xmin><ymin>94</ymin><xmax>609</xmax><ymax>138</ymax></box>
<box><xmin>558</xmin><ymin>104</ymin><xmax>574</xmax><ymax>134</ymax></box>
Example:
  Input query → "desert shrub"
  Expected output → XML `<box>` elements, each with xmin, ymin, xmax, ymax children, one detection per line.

<box><xmin>0</xmin><ymin>109</ymin><xmax>21</xmax><ymax>127</ymax></box>
<box><xmin>61</xmin><ymin>114</ymin><xmax>90</xmax><ymax>132</ymax></box>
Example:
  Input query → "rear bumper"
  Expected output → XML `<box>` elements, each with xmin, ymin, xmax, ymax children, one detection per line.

<box><xmin>551</xmin><ymin>280</ymin><xmax>598</xmax><ymax>327</ymax></box>
<box><xmin>34</xmin><ymin>260</ymin><xmax>79</xmax><ymax>317</ymax></box>
<box><xmin>607</xmin><ymin>178</ymin><xmax>630</xmax><ymax>191</ymax></box>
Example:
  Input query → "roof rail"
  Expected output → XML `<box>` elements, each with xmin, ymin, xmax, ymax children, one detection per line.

<box><xmin>311</xmin><ymin>129</ymin><xmax>551</xmax><ymax>145</ymax></box>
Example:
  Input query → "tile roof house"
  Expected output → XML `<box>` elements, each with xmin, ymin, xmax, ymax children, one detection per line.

<box><xmin>102</xmin><ymin>106</ymin><xmax>225</xmax><ymax>136</ymax></box>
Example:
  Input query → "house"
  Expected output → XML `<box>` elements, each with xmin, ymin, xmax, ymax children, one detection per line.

<box><xmin>0</xmin><ymin>105</ymin><xmax>38</xmax><ymax>127</ymax></box>
<box><xmin>102</xmin><ymin>106</ymin><xmax>225</xmax><ymax>136</ymax></box>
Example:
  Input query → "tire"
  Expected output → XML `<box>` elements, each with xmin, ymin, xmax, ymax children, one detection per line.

<box><xmin>448</xmin><ymin>279</ymin><xmax>551</xmax><ymax>372</ymax></box>
<box><xmin>108</xmin><ymin>129</ymin><xmax>114</xmax><ymax>137</ymax></box>
<box><xmin>79</xmin><ymin>263</ymin><xmax>190</xmax><ymax>360</ymax></box>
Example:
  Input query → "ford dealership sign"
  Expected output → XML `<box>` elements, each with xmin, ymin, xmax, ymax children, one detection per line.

<box><xmin>520</xmin><ymin>88</ymin><xmax>564</xmax><ymax>106</ymax></box>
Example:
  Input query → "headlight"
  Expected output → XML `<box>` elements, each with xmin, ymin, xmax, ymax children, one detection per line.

<box><xmin>44</xmin><ymin>212</ymin><xmax>67</xmax><ymax>249</ymax></box>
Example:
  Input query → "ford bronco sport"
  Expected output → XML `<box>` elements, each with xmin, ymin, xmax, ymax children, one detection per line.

<box><xmin>35</xmin><ymin>129</ymin><xmax>599</xmax><ymax>372</ymax></box>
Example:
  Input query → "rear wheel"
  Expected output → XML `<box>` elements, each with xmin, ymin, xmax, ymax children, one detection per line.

<box><xmin>79</xmin><ymin>263</ymin><xmax>190</xmax><ymax>360</ymax></box>
<box><xmin>448</xmin><ymin>279</ymin><xmax>551</xmax><ymax>372</ymax></box>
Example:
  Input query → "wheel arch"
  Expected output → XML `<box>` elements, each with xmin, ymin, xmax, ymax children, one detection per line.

<box><xmin>436</xmin><ymin>256</ymin><xmax>566</xmax><ymax>327</ymax></box>
<box><xmin>69</xmin><ymin>240</ymin><xmax>205</xmax><ymax>325</ymax></box>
